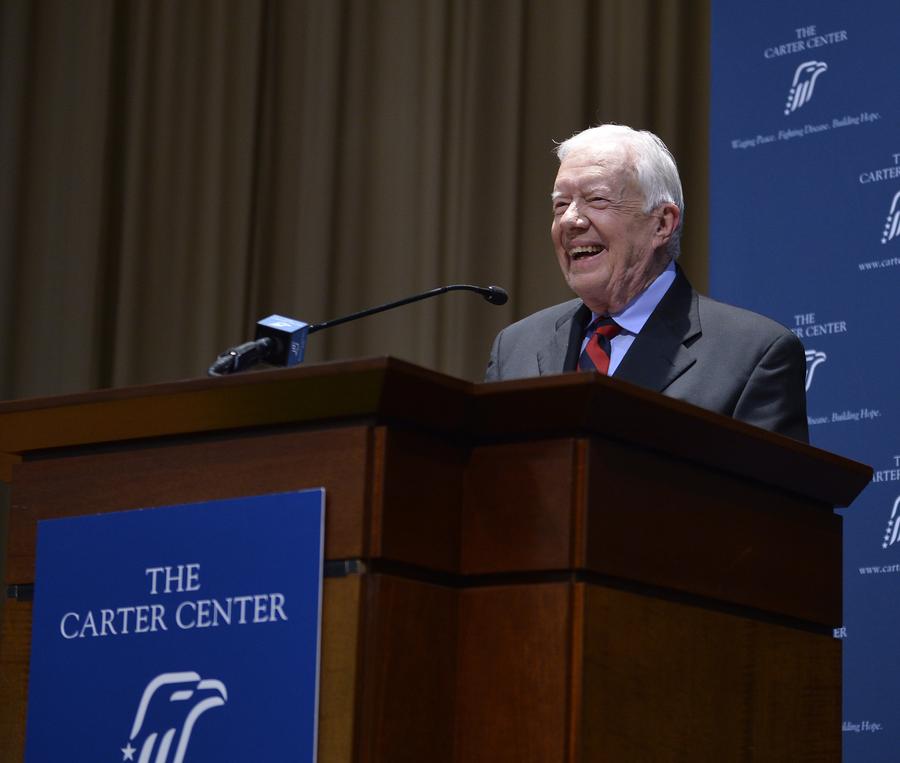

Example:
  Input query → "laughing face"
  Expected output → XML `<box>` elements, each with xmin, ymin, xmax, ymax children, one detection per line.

<box><xmin>550</xmin><ymin>141</ymin><xmax>679</xmax><ymax>315</ymax></box>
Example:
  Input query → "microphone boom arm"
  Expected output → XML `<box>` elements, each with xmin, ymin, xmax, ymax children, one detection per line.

<box><xmin>307</xmin><ymin>284</ymin><xmax>507</xmax><ymax>334</ymax></box>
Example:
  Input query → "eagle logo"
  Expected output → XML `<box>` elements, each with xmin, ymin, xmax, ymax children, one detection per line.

<box><xmin>883</xmin><ymin>496</ymin><xmax>900</xmax><ymax>549</ymax></box>
<box><xmin>120</xmin><ymin>671</ymin><xmax>227</xmax><ymax>762</ymax></box>
<box><xmin>881</xmin><ymin>190</ymin><xmax>900</xmax><ymax>245</ymax></box>
<box><xmin>804</xmin><ymin>349</ymin><xmax>827</xmax><ymax>391</ymax></box>
<box><xmin>784</xmin><ymin>60</ymin><xmax>828</xmax><ymax>115</ymax></box>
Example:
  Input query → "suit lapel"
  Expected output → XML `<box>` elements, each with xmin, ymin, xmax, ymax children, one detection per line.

<box><xmin>536</xmin><ymin>301</ymin><xmax>588</xmax><ymax>375</ymax></box>
<box><xmin>613</xmin><ymin>268</ymin><xmax>701</xmax><ymax>392</ymax></box>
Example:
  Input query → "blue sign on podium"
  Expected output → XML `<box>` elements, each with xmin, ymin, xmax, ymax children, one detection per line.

<box><xmin>25</xmin><ymin>489</ymin><xmax>325</xmax><ymax>762</ymax></box>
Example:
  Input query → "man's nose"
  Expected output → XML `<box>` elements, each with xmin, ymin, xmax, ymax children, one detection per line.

<box><xmin>560</xmin><ymin>202</ymin><xmax>588</xmax><ymax>230</ymax></box>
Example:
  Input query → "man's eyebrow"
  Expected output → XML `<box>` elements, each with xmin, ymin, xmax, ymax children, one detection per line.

<box><xmin>550</xmin><ymin>190</ymin><xmax>566</xmax><ymax>201</ymax></box>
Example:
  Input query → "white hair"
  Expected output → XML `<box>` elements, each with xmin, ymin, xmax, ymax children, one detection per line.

<box><xmin>555</xmin><ymin>124</ymin><xmax>684</xmax><ymax>258</ymax></box>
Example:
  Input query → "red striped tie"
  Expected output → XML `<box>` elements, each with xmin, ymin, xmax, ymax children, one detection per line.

<box><xmin>578</xmin><ymin>317</ymin><xmax>621</xmax><ymax>375</ymax></box>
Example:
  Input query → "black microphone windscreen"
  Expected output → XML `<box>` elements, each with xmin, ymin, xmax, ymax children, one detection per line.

<box><xmin>483</xmin><ymin>286</ymin><xmax>509</xmax><ymax>305</ymax></box>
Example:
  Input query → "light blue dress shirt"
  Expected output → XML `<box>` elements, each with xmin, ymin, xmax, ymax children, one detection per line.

<box><xmin>580</xmin><ymin>260</ymin><xmax>677</xmax><ymax>375</ymax></box>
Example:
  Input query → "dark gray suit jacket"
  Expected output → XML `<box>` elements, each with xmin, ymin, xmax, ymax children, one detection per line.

<box><xmin>485</xmin><ymin>269</ymin><xmax>809</xmax><ymax>442</ymax></box>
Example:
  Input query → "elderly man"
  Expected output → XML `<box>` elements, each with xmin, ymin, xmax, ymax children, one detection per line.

<box><xmin>485</xmin><ymin>124</ymin><xmax>808</xmax><ymax>442</ymax></box>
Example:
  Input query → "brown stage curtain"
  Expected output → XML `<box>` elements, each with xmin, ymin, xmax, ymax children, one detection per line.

<box><xmin>0</xmin><ymin>0</ymin><xmax>709</xmax><ymax>400</ymax></box>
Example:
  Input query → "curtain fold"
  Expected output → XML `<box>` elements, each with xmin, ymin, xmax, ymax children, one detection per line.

<box><xmin>0</xmin><ymin>0</ymin><xmax>709</xmax><ymax>399</ymax></box>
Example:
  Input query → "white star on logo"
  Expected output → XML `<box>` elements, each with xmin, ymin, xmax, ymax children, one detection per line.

<box><xmin>121</xmin><ymin>742</ymin><xmax>137</xmax><ymax>761</ymax></box>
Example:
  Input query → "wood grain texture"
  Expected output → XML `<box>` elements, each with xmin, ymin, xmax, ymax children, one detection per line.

<box><xmin>578</xmin><ymin>583</ymin><xmax>840</xmax><ymax>762</ymax></box>
<box><xmin>584</xmin><ymin>437</ymin><xmax>842</xmax><ymax>626</ymax></box>
<box><xmin>461</xmin><ymin>439</ymin><xmax>578</xmax><ymax>574</ymax></box>
<box><xmin>0</xmin><ymin>600</ymin><xmax>29</xmax><ymax>762</ymax></box>
<box><xmin>6</xmin><ymin>426</ymin><xmax>374</xmax><ymax>583</ymax></box>
<box><xmin>356</xmin><ymin>574</ymin><xmax>457</xmax><ymax>763</ymax></box>
<box><xmin>318</xmin><ymin>576</ymin><xmax>363</xmax><ymax>763</ymax></box>
<box><xmin>373</xmin><ymin>428</ymin><xmax>465</xmax><ymax>573</ymax></box>
<box><xmin>0</xmin><ymin>359</ymin><xmax>469</xmax><ymax>456</ymax></box>
<box><xmin>0</xmin><ymin>359</ymin><xmax>871</xmax><ymax>509</ymax></box>
<box><xmin>455</xmin><ymin>582</ymin><xmax>573</xmax><ymax>763</ymax></box>
<box><xmin>471</xmin><ymin>372</ymin><xmax>870</xmax><ymax>507</ymax></box>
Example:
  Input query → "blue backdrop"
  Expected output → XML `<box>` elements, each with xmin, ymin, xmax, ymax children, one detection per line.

<box><xmin>711</xmin><ymin>2</ymin><xmax>900</xmax><ymax>758</ymax></box>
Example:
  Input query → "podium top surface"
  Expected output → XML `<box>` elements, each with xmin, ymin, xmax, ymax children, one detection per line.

<box><xmin>0</xmin><ymin>357</ymin><xmax>871</xmax><ymax>507</ymax></box>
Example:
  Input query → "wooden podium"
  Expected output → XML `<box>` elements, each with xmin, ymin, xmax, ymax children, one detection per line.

<box><xmin>0</xmin><ymin>358</ymin><xmax>871</xmax><ymax>761</ymax></box>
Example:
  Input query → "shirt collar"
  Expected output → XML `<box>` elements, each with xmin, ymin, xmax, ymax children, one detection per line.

<box><xmin>590</xmin><ymin>260</ymin><xmax>677</xmax><ymax>335</ymax></box>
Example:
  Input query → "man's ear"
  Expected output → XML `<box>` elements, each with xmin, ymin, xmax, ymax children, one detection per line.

<box><xmin>654</xmin><ymin>203</ymin><xmax>680</xmax><ymax>245</ymax></box>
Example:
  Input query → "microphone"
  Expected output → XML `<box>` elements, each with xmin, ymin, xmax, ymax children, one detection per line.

<box><xmin>208</xmin><ymin>283</ymin><xmax>509</xmax><ymax>376</ymax></box>
<box><xmin>207</xmin><ymin>315</ymin><xmax>309</xmax><ymax>377</ymax></box>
